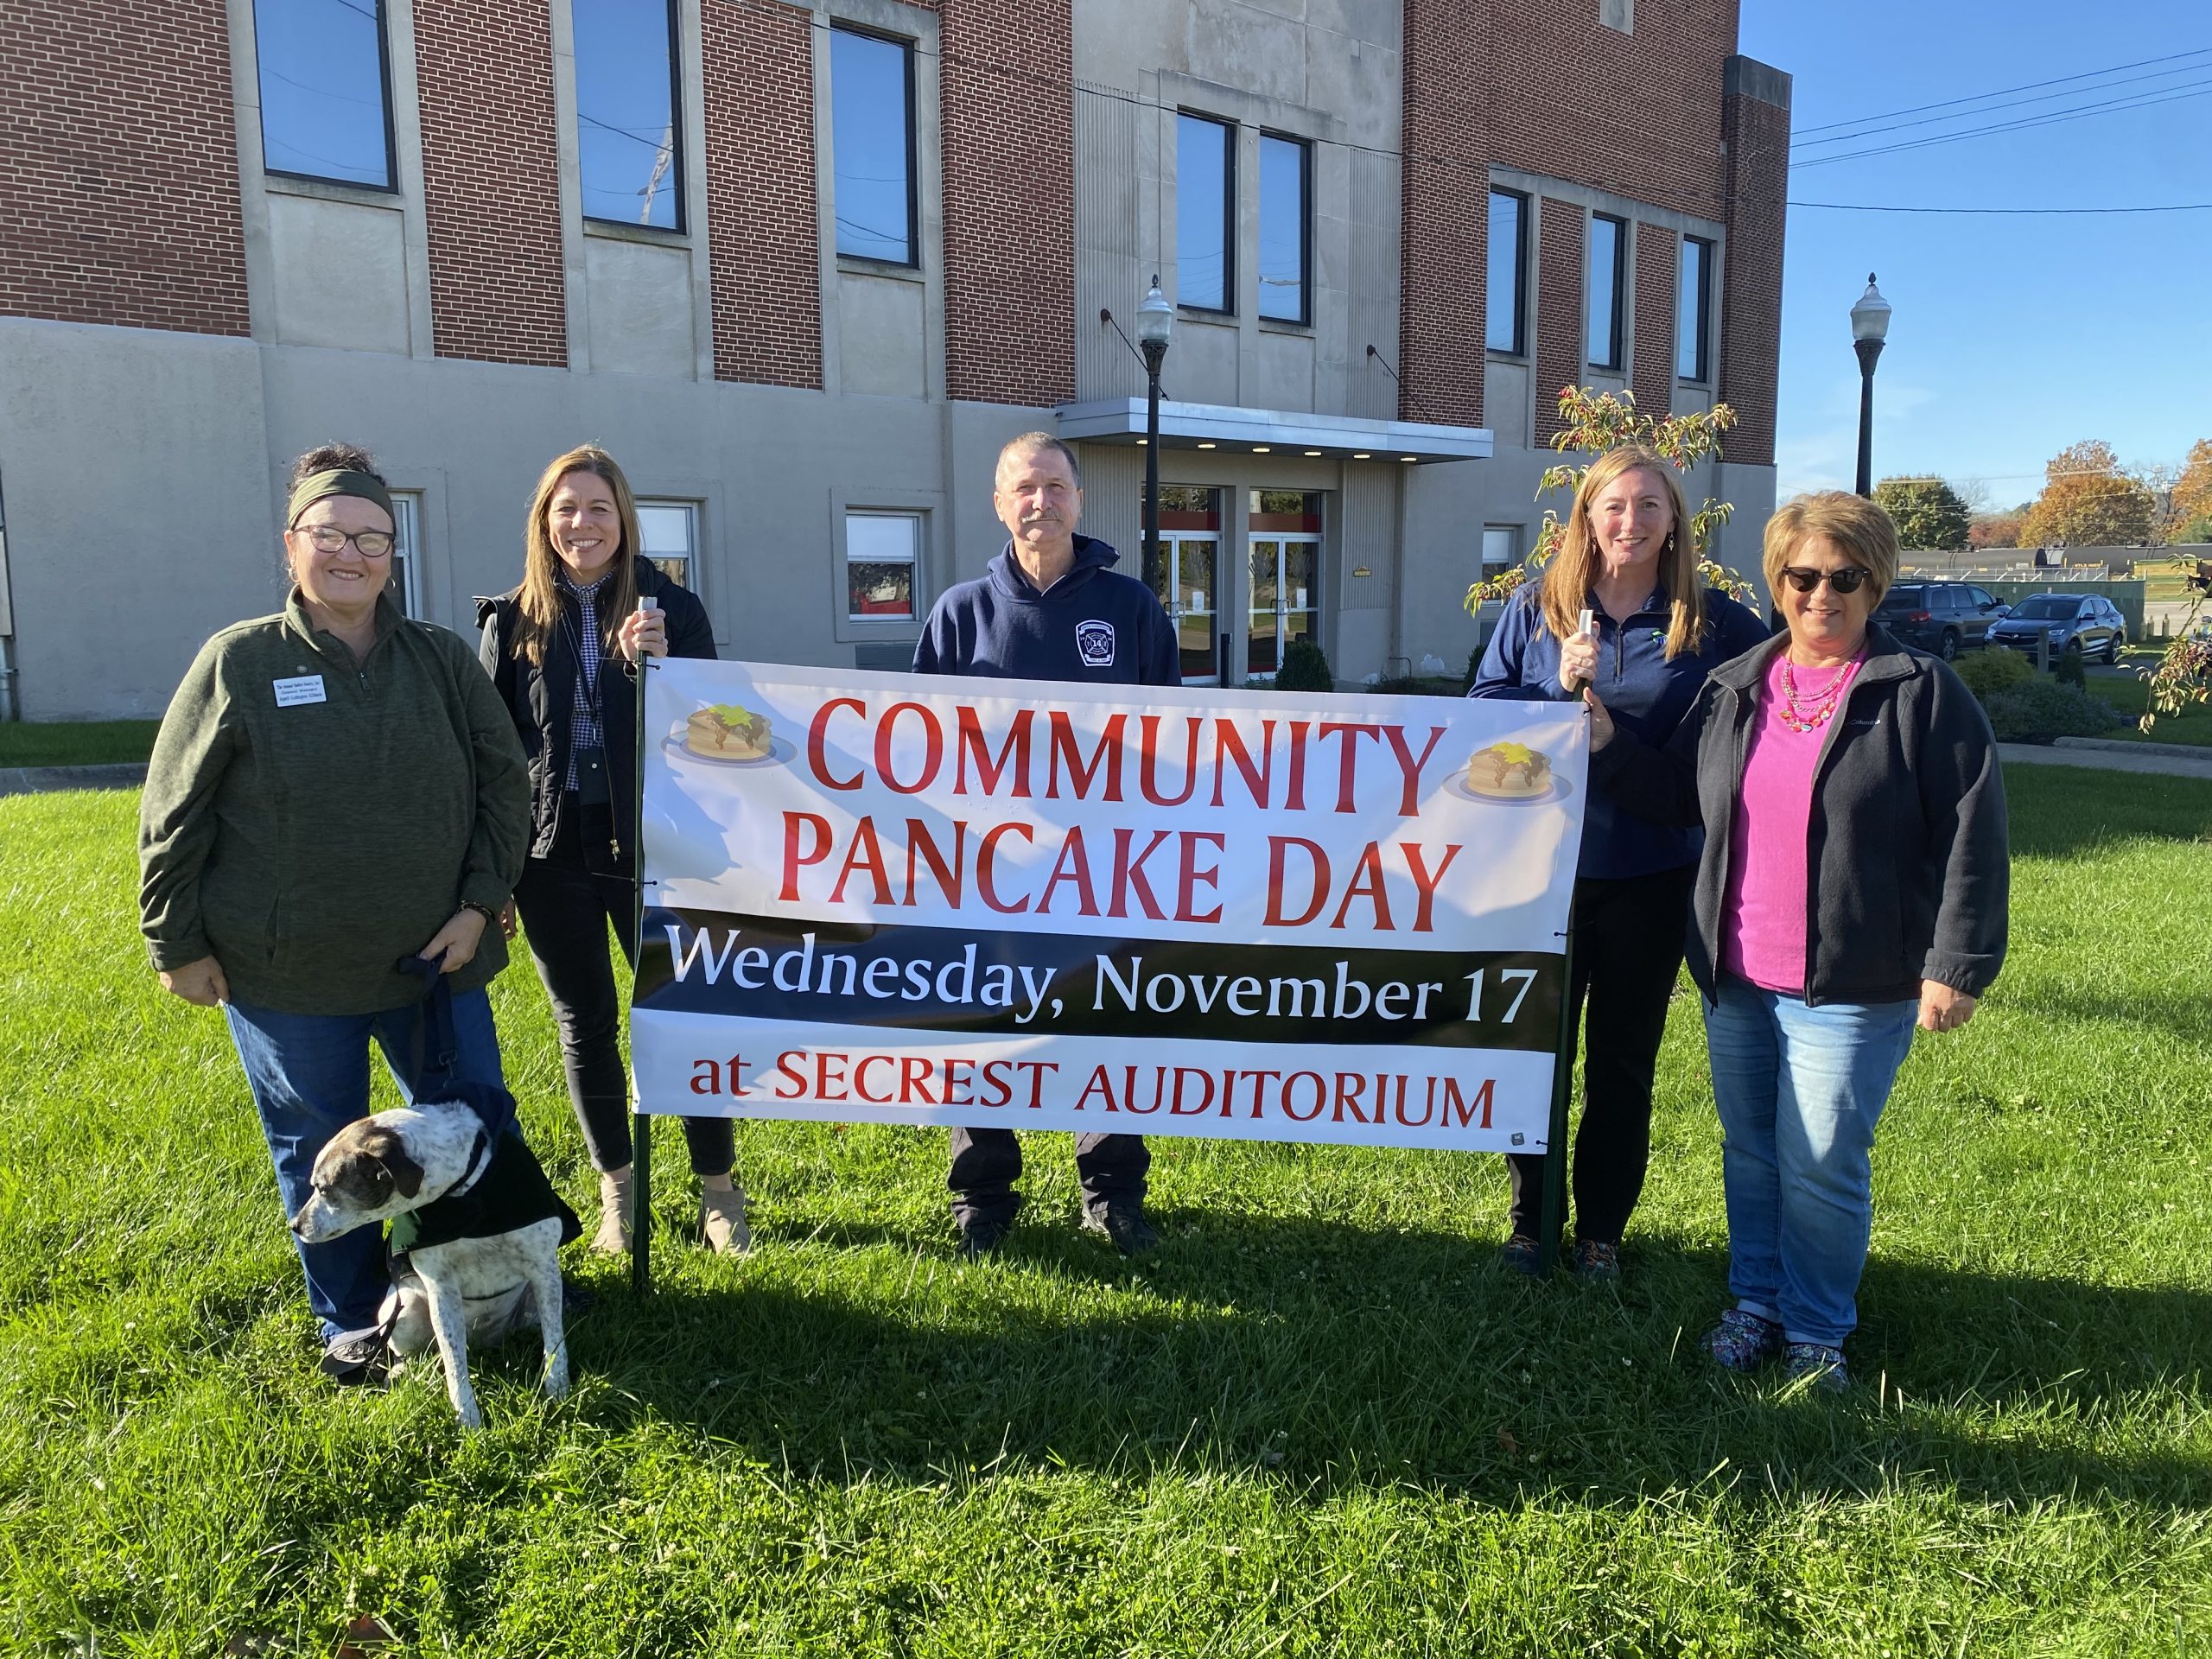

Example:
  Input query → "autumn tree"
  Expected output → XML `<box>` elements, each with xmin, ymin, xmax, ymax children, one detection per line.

<box><xmin>1968</xmin><ymin>512</ymin><xmax>2024</xmax><ymax>550</ymax></box>
<box><xmin>2018</xmin><ymin>440</ymin><xmax>2157</xmax><ymax>547</ymax></box>
<box><xmin>2171</xmin><ymin>438</ymin><xmax>2212</xmax><ymax>540</ymax></box>
<box><xmin>1874</xmin><ymin>476</ymin><xmax>1971</xmax><ymax>550</ymax></box>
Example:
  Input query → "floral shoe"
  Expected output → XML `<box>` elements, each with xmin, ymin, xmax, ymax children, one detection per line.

<box><xmin>1568</xmin><ymin>1238</ymin><xmax>1621</xmax><ymax>1282</ymax></box>
<box><xmin>1498</xmin><ymin>1233</ymin><xmax>1543</xmax><ymax>1276</ymax></box>
<box><xmin>1702</xmin><ymin>1308</ymin><xmax>1784</xmax><ymax>1373</ymax></box>
<box><xmin>1781</xmin><ymin>1342</ymin><xmax>1849</xmax><ymax>1393</ymax></box>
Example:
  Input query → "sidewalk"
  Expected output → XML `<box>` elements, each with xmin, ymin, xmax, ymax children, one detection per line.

<box><xmin>1998</xmin><ymin>739</ymin><xmax>2212</xmax><ymax>779</ymax></box>
<box><xmin>0</xmin><ymin>763</ymin><xmax>149</xmax><ymax>797</ymax></box>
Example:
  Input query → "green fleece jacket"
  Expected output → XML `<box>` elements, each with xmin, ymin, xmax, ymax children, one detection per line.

<box><xmin>139</xmin><ymin>593</ymin><xmax>531</xmax><ymax>1014</ymax></box>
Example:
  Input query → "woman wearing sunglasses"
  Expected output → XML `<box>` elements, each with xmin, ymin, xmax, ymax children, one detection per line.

<box><xmin>139</xmin><ymin>442</ymin><xmax>531</xmax><ymax>1383</ymax></box>
<box><xmin>1579</xmin><ymin>492</ymin><xmax>2008</xmax><ymax>1390</ymax></box>
<box><xmin>1471</xmin><ymin>446</ymin><xmax>1769</xmax><ymax>1280</ymax></box>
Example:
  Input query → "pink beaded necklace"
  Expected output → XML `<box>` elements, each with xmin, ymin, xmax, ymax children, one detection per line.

<box><xmin>1778</xmin><ymin>653</ymin><xmax>1860</xmax><ymax>734</ymax></box>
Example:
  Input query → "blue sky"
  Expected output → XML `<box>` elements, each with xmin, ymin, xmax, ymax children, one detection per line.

<box><xmin>1739</xmin><ymin>1</ymin><xmax>2209</xmax><ymax>508</ymax></box>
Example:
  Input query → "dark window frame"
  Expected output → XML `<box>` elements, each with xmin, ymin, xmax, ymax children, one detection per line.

<box><xmin>1176</xmin><ymin>111</ymin><xmax>1236</xmax><ymax>315</ymax></box>
<box><xmin>576</xmin><ymin>0</ymin><xmax>686</xmax><ymax>235</ymax></box>
<box><xmin>1256</xmin><ymin>130</ymin><xmax>1312</xmax><ymax>327</ymax></box>
<box><xmin>1677</xmin><ymin>234</ymin><xmax>1713</xmax><ymax>382</ymax></box>
<box><xmin>1486</xmin><ymin>188</ymin><xmax>1529</xmax><ymax>356</ymax></box>
<box><xmin>253</xmin><ymin>0</ymin><xmax>400</xmax><ymax>194</ymax></box>
<box><xmin>1588</xmin><ymin>213</ymin><xmax>1627</xmax><ymax>372</ymax></box>
<box><xmin>830</xmin><ymin>22</ymin><xmax>921</xmax><ymax>270</ymax></box>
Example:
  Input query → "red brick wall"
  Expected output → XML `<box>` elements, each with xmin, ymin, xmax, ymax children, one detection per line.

<box><xmin>1631</xmin><ymin>222</ymin><xmax>1677</xmax><ymax>416</ymax></box>
<box><xmin>0</xmin><ymin>0</ymin><xmax>247</xmax><ymax>335</ymax></box>
<box><xmin>1398</xmin><ymin>0</ymin><xmax>1485</xmax><ymax>427</ymax></box>
<box><xmin>702</xmin><ymin>0</ymin><xmax>822</xmax><ymax>388</ymax></box>
<box><xmin>1719</xmin><ymin>65</ymin><xmax>1789</xmax><ymax>467</ymax></box>
<box><xmin>938</xmin><ymin>0</ymin><xmax>1073</xmax><ymax>407</ymax></box>
<box><xmin>414</xmin><ymin>0</ymin><xmax>566</xmax><ymax>366</ymax></box>
<box><xmin>1534</xmin><ymin>200</ymin><xmax>1585</xmax><ymax>446</ymax></box>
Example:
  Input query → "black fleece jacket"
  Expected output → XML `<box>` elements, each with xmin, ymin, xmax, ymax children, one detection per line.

<box><xmin>477</xmin><ymin>557</ymin><xmax>715</xmax><ymax>869</ymax></box>
<box><xmin>1589</xmin><ymin>624</ymin><xmax>2009</xmax><ymax>1007</ymax></box>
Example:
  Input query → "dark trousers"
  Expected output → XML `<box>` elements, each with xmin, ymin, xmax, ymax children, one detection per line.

<box><xmin>949</xmin><ymin>1128</ymin><xmax>1148</xmax><ymax>1229</ymax></box>
<box><xmin>512</xmin><ymin>801</ymin><xmax>735</xmax><ymax>1178</ymax></box>
<box><xmin>1506</xmin><ymin>863</ymin><xmax>1696</xmax><ymax>1247</ymax></box>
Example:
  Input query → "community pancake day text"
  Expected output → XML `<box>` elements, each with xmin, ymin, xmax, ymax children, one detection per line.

<box><xmin>632</xmin><ymin>661</ymin><xmax>1587</xmax><ymax>1153</ymax></box>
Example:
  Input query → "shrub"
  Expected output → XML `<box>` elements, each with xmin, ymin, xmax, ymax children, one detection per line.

<box><xmin>1981</xmin><ymin>677</ymin><xmax>2120</xmax><ymax>743</ymax></box>
<box><xmin>1274</xmin><ymin>639</ymin><xmax>1335</xmax><ymax>692</ymax></box>
<box><xmin>1464</xmin><ymin>646</ymin><xmax>1484</xmax><ymax>694</ymax></box>
<box><xmin>1954</xmin><ymin>645</ymin><xmax>2035</xmax><ymax>700</ymax></box>
<box><xmin>2055</xmin><ymin>644</ymin><xmax>2087</xmax><ymax>689</ymax></box>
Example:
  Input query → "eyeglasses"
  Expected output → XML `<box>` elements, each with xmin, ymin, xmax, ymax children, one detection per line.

<box><xmin>1779</xmin><ymin>565</ymin><xmax>1870</xmax><ymax>595</ymax></box>
<box><xmin>295</xmin><ymin>525</ymin><xmax>395</xmax><ymax>559</ymax></box>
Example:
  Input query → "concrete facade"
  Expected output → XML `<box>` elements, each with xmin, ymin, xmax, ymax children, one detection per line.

<box><xmin>0</xmin><ymin>0</ymin><xmax>1785</xmax><ymax>720</ymax></box>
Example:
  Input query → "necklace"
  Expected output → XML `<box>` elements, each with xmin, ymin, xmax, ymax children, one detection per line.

<box><xmin>1778</xmin><ymin>656</ymin><xmax>1857</xmax><ymax>734</ymax></box>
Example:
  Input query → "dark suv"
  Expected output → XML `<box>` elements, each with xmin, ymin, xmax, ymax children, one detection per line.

<box><xmin>1875</xmin><ymin>582</ymin><xmax>2010</xmax><ymax>659</ymax></box>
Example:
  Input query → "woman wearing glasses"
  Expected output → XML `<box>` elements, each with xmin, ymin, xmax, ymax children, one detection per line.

<box><xmin>1580</xmin><ymin>492</ymin><xmax>2008</xmax><ymax>1389</ymax></box>
<box><xmin>139</xmin><ymin>442</ymin><xmax>531</xmax><ymax>1383</ymax></box>
<box><xmin>479</xmin><ymin>447</ymin><xmax>746</xmax><ymax>1257</ymax></box>
<box><xmin>1470</xmin><ymin>445</ymin><xmax>1768</xmax><ymax>1280</ymax></box>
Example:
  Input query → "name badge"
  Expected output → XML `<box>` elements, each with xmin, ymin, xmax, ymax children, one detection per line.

<box><xmin>273</xmin><ymin>674</ymin><xmax>327</xmax><ymax>708</ymax></box>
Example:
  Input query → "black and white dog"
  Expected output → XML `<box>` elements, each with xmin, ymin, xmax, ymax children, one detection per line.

<box><xmin>289</xmin><ymin>961</ymin><xmax>582</xmax><ymax>1429</ymax></box>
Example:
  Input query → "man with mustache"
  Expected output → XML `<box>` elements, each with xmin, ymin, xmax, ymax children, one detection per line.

<box><xmin>912</xmin><ymin>431</ymin><xmax>1181</xmax><ymax>1258</ymax></box>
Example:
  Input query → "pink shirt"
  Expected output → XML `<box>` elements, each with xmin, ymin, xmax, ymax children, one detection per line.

<box><xmin>1720</xmin><ymin>651</ymin><xmax>1862</xmax><ymax>993</ymax></box>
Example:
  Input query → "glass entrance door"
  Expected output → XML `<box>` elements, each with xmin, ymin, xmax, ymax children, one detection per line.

<box><xmin>1147</xmin><ymin>486</ymin><xmax>1222</xmax><ymax>683</ymax></box>
<box><xmin>1247</xmin><ymin>490</ymin><xmax>1322</xmax><ymax>679</ymax></box>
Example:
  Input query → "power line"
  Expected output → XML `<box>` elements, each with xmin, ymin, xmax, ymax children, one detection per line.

<box><xmin>1790</xmin><ymin>45</ymin><xmax>2212</xmax><ymax>135</ymax></box>
<box><xmin>1793</xmin><ymin>79</ymin><xmax>2212</xmax><ymax>168</ymax></box>
<box><xmin>1793</xmin><ymin>60</ymin><xmax>2212</xmax><ymax>149</ymax></box>
<box><xmin>1790</xmin><ymin>199</ymin><xmax>2212</xmax><ymax>214</ymax></box>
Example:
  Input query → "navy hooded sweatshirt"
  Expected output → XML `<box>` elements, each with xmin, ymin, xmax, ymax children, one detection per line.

<box><xmin>912</xmin><ymin>535</ymin><xmax>1181</xmax><ymax>687</ymax></box>
<box><xmin>1470</xmin><ymin>582</ymin><xmax>1767</xmax><ymax>880</ymax></box>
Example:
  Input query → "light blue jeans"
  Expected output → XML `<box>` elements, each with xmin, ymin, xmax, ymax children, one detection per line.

<box><xmin>1702</xmin><ymin>977</ymin><xmax>1919</xmax><ymax>1348</ymax></box>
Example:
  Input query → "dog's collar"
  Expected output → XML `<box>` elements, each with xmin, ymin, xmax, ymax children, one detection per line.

<box><xmin>446</xmin><ymin>1129</ymin><xmax>493</xmax><ymax>1200</ymax></box>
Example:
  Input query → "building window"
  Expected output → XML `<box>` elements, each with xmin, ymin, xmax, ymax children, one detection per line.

<box><xmin>1588</xmin><ymin>214</ymin><xmax>1625</xmax><ymax>371</ymax></box>
<box><xmin>386</xmin><ymin>493</ymin><xmax>422</xmax><ymax>616</ymax></box>
<box><xmin>1176</xmin><ymin>113</ymin><xmax>1233</xmax><ymax>313</ymax></box>
<box><xmin>637</xmin><ymin>499</ymin><xmax>700</xmax><ymax>592</ymax></box>
<box><xmin>1257</xmin><ymin>134</ymin><xmax>1309</xmax><ymax>324</ymax></box>
<box><xmin>1486</xmin><ymin>189</ymin><xmax>1528</xmax><ymax>355</ymax></box>
<box><xmin>573</xmin><ymin>0</ymin><xmax>683</xmax><ymax>231</ymax></box>
<box><xmin>1147</xmin><ymin>486</ymin><xmax>1222</xmax><ymax>683</ymax></box>
<box><xmin>1678</xmin><ymin>236</ymin><xmax>1713</xmax><ymax>382</ymax></box>
<box><xmin>830</xmin><ymin>27</ymin><xmax>916</xmax><ymax>265</ymax></box>
<box><xmin>1481</xmin><ymin>524</ymin><xmax>1519</xmax><ymax>584</ymax></box>
<box><xmin>1248</xmin><ymin>490</ymin><xmax>1322</xmax><ymax>680</ymax></box>
<box><xmin>846</xmin><ymin>510</ymin><xmax>921</xmax><ymax>621</ymax></box>
<box><xmin>251</xmin><ymin>0</ymin><xmax>395</xmax><ymax>188</ymax></box>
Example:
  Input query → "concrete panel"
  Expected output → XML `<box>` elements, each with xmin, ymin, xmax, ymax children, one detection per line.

<box><xmin>1187</xmin><ymin>6</ymin><xmax>1305</xmax><ymax>105</ymax></box>
<box><xmin>1072</xmin><ymin>442</ymin><xmax>1144</xmax><ymax>573</ymax></box>
<box><xmin>266</xmin><ymin>194</ymin><xmax>411</xmax><ymax>355</ymax></box>
<box><xmin>1167</xmin><ymin>316</ymin><xmax>1243</xmax><ymax>407</ymax></box>
<box><xmin>836</xmin><ymin>271</ymin><xmax>929</xmax><ymax>399</ymax></box>
<box><xmin>1255</xmin><ymin>328</ymin><xmax>1316</xmax><ymax>411</ymax></box>
<box><xmin>583</xmin><ymin>235</ymin><xmax>698</xmax><ymax>379</ymax></box>
<box><xmin>1484</xmin><ymin>359</ymin><xmax>1532</xmax><ymax>448</ymax></box>
<box><xmin>0</xmin><ymin>320</ymin><xmax>275</xmax><ymax>718</ymax></box>
<box><xmin>1301</xmin><ymin>23</ymin><xmax>1400</xmax><ymax>151</ymax></box>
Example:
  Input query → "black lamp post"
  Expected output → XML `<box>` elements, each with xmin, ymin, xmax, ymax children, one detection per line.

<box><xmin>1851</xmin><ymin>273</ymin><xmax>1891</xmax><ymax>498</ymax></box>
<box><xmin>1137</xmin><ymin>277</ymin><xmax>1173</xmax><ymax>593</ymax></box>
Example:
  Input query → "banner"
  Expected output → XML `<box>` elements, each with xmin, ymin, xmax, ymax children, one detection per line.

<box><xmin>632</xmin><ymin>661</ymin><xmax>1586</xmax><ymax>1154</ymax></box>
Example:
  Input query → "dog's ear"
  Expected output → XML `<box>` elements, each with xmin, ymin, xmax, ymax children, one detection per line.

<box><xmin>360</xmin><ymin>1125</ymin><xmax>426</xmax><ymax>1200</ymax></box>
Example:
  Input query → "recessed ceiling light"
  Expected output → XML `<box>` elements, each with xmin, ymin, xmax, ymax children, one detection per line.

<box><xmin>1303</xmin><ymin>449</ymin><xmax>1323</xmax><ymax>457</ymax></box>
<box><xmin>1253</xmin><ymin>446</ymin><xmax>1272</xmax><ymax>454</ymax></box>
<box><xmin>1352</xmin><ymin>452</ymin><xmax>1371</xmax><ymax>460</ymax></box>
<box><xmin>1197</xmin><ymin>441</ymin><xmax>1217</xmax><ymax>449</ymax></box>
<box><xmin>1135</xmin><ymin>437</ymin><xmax>1147</xmax><ymax>446</ymax></box>
<box><xmin>1400</xmin><ymin>455</ymin><xmax>1419</xmax><ymax>462</ymax></box>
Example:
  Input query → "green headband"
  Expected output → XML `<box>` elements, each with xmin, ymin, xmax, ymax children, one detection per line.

<box><xmin>287</xmin><ymin>468</ymin><xmax>394</xmax><ymax>529</ymax></box>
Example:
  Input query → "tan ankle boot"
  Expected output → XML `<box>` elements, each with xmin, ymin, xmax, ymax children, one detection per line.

<box><xmin>699</xmin><ymin>1180</ymin><xmax>750</xmax><ymax>1255</ymax></box>
<box><xmin>593</xmin><ymin>1166</ymin><xmax>633</xmax><ymax>1255</ymax></box>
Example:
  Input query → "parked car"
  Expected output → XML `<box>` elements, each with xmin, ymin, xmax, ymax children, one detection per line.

<box><xmin>1986</xmin><ymin>594</ymin><xmax>2128</xmax><ymax>664</ymax></box>
<box><xmin>1874</xmin><ymin>582</ymin><xmax>2011</xmax><ymax>659</ymax></box>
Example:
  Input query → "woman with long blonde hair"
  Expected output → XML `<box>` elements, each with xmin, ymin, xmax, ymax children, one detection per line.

<box><xmin>1469</xmin><ymin>444</ymin><xmax>1768</xmax><ymax>1280</ymax></box>
<box><xmin>480</xmin><ymin>446</ymin><xmax>748</xmax><ymax>1255</ymax></box>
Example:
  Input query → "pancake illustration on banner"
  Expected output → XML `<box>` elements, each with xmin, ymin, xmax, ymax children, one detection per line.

<box><xmin>685</xmin><ymin>702</ymin><xmax>772</xmax><ymax>760</ymax></box>
<box><xmin>1464</xmin><ymin>741</ymin><xmax>1552</xmax><ymax>799</ymax></box>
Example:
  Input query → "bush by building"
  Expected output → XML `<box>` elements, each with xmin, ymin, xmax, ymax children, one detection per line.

<box><xmin>1980</xmin><ymin>677</ymin><xmax>2120</xmax><ymax>743</ymax></box>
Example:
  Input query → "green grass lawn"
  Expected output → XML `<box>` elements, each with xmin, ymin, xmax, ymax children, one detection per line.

<box><xmin>0</xmin><ymin>719</ymin><xmax>162</xmax><ymax>768</ymax></box>
<box><xmin>1</xmin><ymin>771</ymin><xmax>2207</xmax><ymax>1655</ymax></box>
<box><xmin>2089</xmin><ymin>660</ymin><xmax>2212</xmax><ymax>747</ymax></box>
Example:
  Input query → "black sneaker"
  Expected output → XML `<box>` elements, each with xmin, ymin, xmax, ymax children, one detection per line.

<box><xmin>1567</xmin><ymin>1238</ymin><xmax>1621</xmax><ymax>1283</ymax></box>
<box><xmin>1497</xmin><ymin>1233</ymin><xmax>1543</xmax><ymax>1276</ymax></box>
<box><xmin>319</xmin><ymin>1332</ymin><xmax>392</xmax><ymax>1388</ymax></box>
<box><xmin>957</xmin><ymin>1213</ymin><xmax>1014</xmax><ymax>1260</ymax></box>
<box><xmin>1081</xmin><ymin>1203</ymin><xmax>1160</xmax><ymax>1255</ymax></box>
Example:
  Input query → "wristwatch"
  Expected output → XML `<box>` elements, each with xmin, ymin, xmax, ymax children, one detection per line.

<box><xmin>459</xmin><ymin>899</ymin><xmax>502</xmax><ymax>928</ymax></box>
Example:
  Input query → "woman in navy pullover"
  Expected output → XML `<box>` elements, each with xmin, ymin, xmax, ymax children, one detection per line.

<box><xmin>1470</xmin><ymin>445</ymin><xmax>1767</xmax><ymax>1277</ymax></box>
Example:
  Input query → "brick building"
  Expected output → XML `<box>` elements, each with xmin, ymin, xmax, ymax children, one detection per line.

<box><xmin>0</xmin><ymin>0</ymin><xmax>1787</xmax><ymax>718</ymax></box>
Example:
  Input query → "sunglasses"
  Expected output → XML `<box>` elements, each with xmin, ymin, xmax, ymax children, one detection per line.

<box><xmin>1779</xmin><ymin>565</ymin><xmax>1870</xmax><ymax>595</ymax></box>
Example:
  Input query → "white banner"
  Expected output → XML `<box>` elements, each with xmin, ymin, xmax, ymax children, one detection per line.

<box><xmin>632</xmin><ymin>661</ymin><xmax>1586</xmax><ymax>1154</ymax></box>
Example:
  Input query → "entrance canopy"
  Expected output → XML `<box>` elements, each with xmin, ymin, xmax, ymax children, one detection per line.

<box><xmin>1052</xmin><ymin>399</ymin><xmax>1492</xmax><ymax>466</ymax></box>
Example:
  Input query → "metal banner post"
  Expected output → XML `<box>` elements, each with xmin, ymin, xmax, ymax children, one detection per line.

<box><xmin>630</xmin><ymin>634</ymin><xmax>657</xmax><ymax>1296</ymax></box>
<box><xmin>1535</xmin><ymin>926</ymin><xmax>1577</xmax><ymax>1276</ymax></box>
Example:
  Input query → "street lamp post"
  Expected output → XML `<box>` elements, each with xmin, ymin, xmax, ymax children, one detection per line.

<box><xmin>1851</xmin><ymin>273</ymin><xmax>1891</xmax><ymax>499</ymax></box>
<box><xmin>1137</xmin><ymin>277</ymin><xmax>1173</xmax><ymax>594</ymax></box>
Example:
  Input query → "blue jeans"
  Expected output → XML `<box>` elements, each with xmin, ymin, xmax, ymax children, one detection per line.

<box><xmin>224</xmin><ymin>988</ymin><xmax>508</xmax><ymax>1345</ymax></box>
<box><xmin>1702</xmin><ymin>978</ymin><xmax>1918</xmax><ymax>1348</ymax></box>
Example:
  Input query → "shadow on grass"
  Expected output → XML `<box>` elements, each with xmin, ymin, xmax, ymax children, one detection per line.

<box><xmin>560</xmin><ymin>1210</ymin><xmax>2212</xmax><ymax>1510</ymax></box>
<box><xmin>2004</xmin><ymin>764</ymin><xmax>2212</xmax><ymax>859</ymax></box>
<box><xmin>1994</xmin><ymin>982</ymin><xmax>2212</xmax><ymax>1050</ymax></box>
